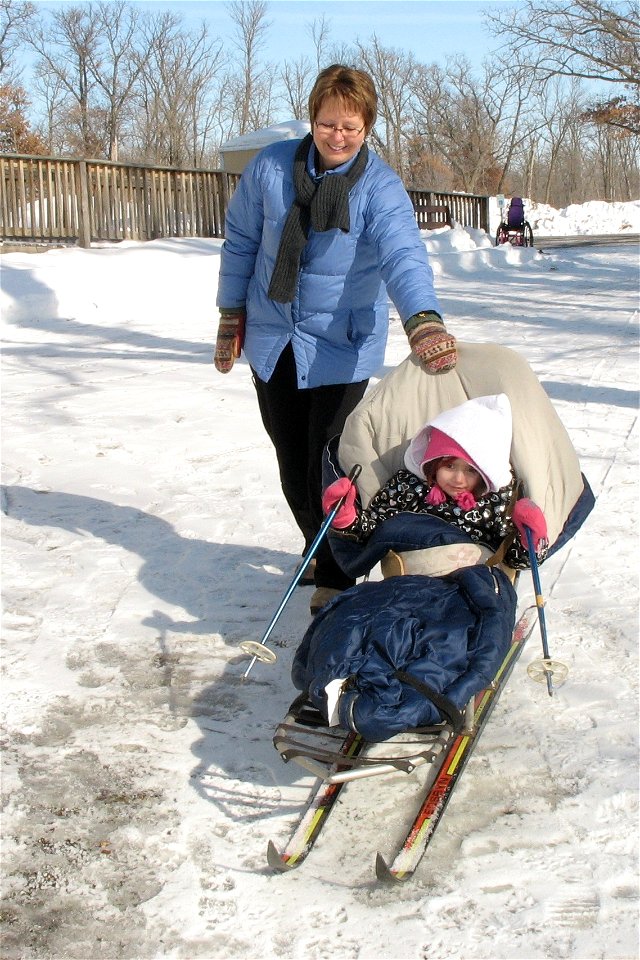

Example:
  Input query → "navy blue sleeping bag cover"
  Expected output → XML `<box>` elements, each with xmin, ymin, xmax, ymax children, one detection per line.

<box><xmin>292</xmin><ymin>563</ymin><xmax>518</xmax><ymax>742</ymax></box>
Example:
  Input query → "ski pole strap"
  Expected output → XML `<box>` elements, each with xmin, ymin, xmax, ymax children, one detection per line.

<box><xmin>394</xmin><ymin>671</ymin><xmax>464</xmax><ymax>733</ymax></box>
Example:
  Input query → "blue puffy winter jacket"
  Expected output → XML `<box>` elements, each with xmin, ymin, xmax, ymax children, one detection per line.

<box><xmin>216</xmin><ymin>139</ymin><xmax>442</xmax><ymax>388</ymax></box>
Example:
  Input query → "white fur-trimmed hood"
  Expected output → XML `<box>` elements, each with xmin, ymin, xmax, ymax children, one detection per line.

<box><xmin>403</xmin><ymin>394</ymin><xmax>513</xmax><ymax>492</ymax></box>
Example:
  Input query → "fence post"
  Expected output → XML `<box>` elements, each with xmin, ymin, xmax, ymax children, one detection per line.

<box><xmin>76</xmin><ymin>160</ymin><xmax>91</xmax><ymax>248</ymax></box>
<box><xmin>479</xmin><ymin>195</ymin><xmax>489</xmax><ymax>234</ymax></box>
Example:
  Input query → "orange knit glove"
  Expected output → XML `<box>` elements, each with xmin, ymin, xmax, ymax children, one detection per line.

<box><xmin>406</xmin><ymin>311</ymin><xmax>457</xmax><ymax>374</ymax></box>
<box><xmin>214</xmin><ymin>309</ymin><xmax>246</xmax><ymax>373</ymax></box>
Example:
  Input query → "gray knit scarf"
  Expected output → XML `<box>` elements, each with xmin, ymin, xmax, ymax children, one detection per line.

<box><xmin>268</xmin><ymin>133</ymin><xmax>369</xmax><ymax>304</ymax></box>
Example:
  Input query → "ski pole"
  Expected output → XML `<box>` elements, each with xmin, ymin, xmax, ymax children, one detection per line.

<box><xmin>240</xmin><ymin>463</ymin><xmax>362</xmax><ymax>679</ymax></box>
<box><xmin>524</xmin><ymin>525</ymin><xmax>555</xmax><ymax>697</ymax></box>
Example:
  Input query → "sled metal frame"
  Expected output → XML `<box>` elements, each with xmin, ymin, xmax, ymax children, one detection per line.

<box><xmin>273</xmin><ymin>693</ymin><xmax>483</xmax><ymax>784</ymax></box>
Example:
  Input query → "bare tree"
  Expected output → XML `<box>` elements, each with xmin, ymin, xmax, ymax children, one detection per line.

<box><xmin>307</xmin><ymin>14</ymin><xmax>331</xmax><ymax>72</ymax></box>
<box><xmin>410</xmin><ymin>56</ymin><xmax>534</xmax><ymax>194</ymax></box>
<box><xmin>21</xmin><ymin>3</ymin><xmax>103</xmax><ymax>154</ymax></box>
<box><xmin>584</xmin><ymin>115</ymin><xmax>640</xmax><ymax>198</ymax></box>
<box><xmin>32</xmin><ymin>63</ymin><xmax>69</xmax><ymax>153</ymax></box>
<box><xmin>134</xmin><ymin>13</ymin><xmax>227</xmax><ymax>166</ymax></box>
<box><xmin>0</xmin><ymin>0</ymin><xmax>34</xmax><ymax>82</ymax></box>
<box><xmin>488</xmin><ymin>0</ymin><xmax>639</xmax><ymax>86</ymax></box>
<box><xmin>592</xmin><ymin>120</ymin><xmax>620</xmax><ymax>197</ymax></box>
<box><xmin>535</xmin><ymin>77</ymin><xmax>588</xmax><ymax>202</ymax></box>
<box><xmin>475</xmin><ymin>53</ymin><xmax>542</xmax><ymax>193</ymax></box>
<box><xmin>280</xmin><ymin>55</ymin><xmax>314</xmax><ymax>119</ymax></box>
<box><xmin>355</xmin><ymin>36</ymin><xmax>418</xmax><ymax>179</ymax></box>
<box><xmin>226</xmin><ymin>0</ymin><xmax>272</xmax><ymax>134</ymax></box>
<box><xmin>486</xmin><ymin>0</ymin><xmax>640</xmax><ymax>133</ymax></box>
<box><xmin>85</xmin><ymin>0</ymin><xmax>153</xmax><ymax>160</ymax></box>
<box><xmin>609</xmin><ymin>124</ymin><xmax>640</xmax><ymax>198</ymax></box>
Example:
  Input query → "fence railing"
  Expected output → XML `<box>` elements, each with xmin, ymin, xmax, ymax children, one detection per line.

<box><xmin>0</xmin><ymin>153</ymin><xmax>489</xmax><ymax>247</ymax></box>
<box><xmin>0</xmin><ymin>155</ymin><xmax>241</xmax><ymax>246</ymax></box>
<box><xmin>408</xmin><ymin>189</ymin><xmax>489</xmax><ymax>233</ymax></box>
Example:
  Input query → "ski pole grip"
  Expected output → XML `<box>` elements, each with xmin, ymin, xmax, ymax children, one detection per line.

<box><xmin>336</xmin><ymin>464</ymin><xmax>361</xmax><ymax>507</ymax></box>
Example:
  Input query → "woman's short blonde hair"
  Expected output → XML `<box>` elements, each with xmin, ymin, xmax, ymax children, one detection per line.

<box><xmin>308</xmin><ymin>64</ymin><xmax>378</xmax><ymax>133</ymax></box>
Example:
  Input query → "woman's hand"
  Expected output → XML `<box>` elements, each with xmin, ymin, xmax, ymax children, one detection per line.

<box><xmin>405</xmin><ymin>312</ymin><xmax>457</xmax><ymax>374</ymax></box>
<box><xmin>214</xmin><ymin>309</ymin><xmax>246</xmax><ymax>373</ymax></box>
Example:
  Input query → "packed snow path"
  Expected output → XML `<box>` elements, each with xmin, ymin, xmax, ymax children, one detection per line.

<box><xmin>1</xmin><ymin>231</ymin><xmax>638</xmax><ymax>959</ymax></box>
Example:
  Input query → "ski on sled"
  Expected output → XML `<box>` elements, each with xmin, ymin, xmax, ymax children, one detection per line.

<box><xmin>267</xmin><ymin>604</ymin><xmax>538</xmax><ymax>881</ymax></box>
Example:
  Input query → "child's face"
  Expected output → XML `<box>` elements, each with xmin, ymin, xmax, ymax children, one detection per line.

<box><xmin>435</xmin><ymin>457</ymin><xmax>482</xmax><ymax>498</ymax></box>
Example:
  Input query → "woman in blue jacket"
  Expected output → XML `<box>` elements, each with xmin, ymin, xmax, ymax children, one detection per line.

<box><xmin>215</xmin><ymin>64</ymin><xmax>456</xmax><ymax>615</ymax></box>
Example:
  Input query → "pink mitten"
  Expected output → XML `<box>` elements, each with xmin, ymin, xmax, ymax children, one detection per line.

<box><xmin>321</xmin><ymin>478</ymin><xmax>358</xmax><ymax>529</ymax></box>
<box><xmin>512</xmin><ymin>498</ymin><xmax>548</xmax><ymax>550</ymax></box>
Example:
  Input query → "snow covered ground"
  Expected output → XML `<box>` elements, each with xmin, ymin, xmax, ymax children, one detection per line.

<box><xmin>1</xmin><ymin>200</ymin><xmax>639</xmax><ymax>959</ymax></box>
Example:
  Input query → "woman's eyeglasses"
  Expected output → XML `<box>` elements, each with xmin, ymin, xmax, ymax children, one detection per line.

<box><xmin>314</xmin><ymin>121</ymin><xmax>365</xmax><ymax>138</ymax></box>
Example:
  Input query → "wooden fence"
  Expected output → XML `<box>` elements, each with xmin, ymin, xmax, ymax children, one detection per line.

<box><xmin>0</xmin><ymin>153</ymin><xmax>489</xmax><ymax>247</ymax></box>
<box><xmin>408</xmin><ymin>189</ymin><xmax>489</xmax><ymax>232</ymax></box>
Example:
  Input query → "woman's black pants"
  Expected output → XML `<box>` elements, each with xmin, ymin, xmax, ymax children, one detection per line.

<box><xmin>252</xmin><ymin>344</ymin><xmax>368</xmax><ymax>590</ymax></box>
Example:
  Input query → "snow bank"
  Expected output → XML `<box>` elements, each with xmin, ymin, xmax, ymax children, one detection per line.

<box><xmin>488</xmin><ymin>196</ymin><xmax>640</xmax><ymax>235</ymax></box>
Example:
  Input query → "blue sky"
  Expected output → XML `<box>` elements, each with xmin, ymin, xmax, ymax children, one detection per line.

<box><xmin>32</xmin><ymin>0</ymin><xmax>507</xmax><ymax>71</ymax></box>
<box><xmin>171</xmin><ymin>0</ymin><xmax>499</xmax><ymax>67</ymax></box>
<box><xmin>173</xmin><ymin>0</ymin><xmax>498</xmax><ymax>68</ymax></box>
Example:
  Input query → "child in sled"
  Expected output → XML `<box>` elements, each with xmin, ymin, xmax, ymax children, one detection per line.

<box><xmin>322</xmin><ymin>393</ymin><xmax>548</xmax><ymax>578</ymax></box>
<box><xmin>291</xmin><ymin>346</ymin><xmax>594</xmax><ymax>740</ymax></box>
<box><xmin>292</xmin><ymin>392</ymin><xmax>551</xmax><ymax>739</ymax></box>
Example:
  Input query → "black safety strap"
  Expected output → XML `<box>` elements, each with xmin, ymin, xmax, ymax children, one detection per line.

<box><xmin>395</xmin><ymin>670</ymin><xmax>464</xmax><ymax>733</ymax></box>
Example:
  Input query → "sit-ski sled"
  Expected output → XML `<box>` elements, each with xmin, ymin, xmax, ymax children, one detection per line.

<box><xmin>241</xmin><ymin>341</ymin><xmax>594</xmax><ymax>881</ymax></box>
<box><xmin>267</xmin><ymin>602</ymin><xmax>538</xmax><ymax>882</ymax></box>
<box><xmin>242</xmin><ymin>469</ymin><xmax>572</xmax><ymax>882</ymax></box>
